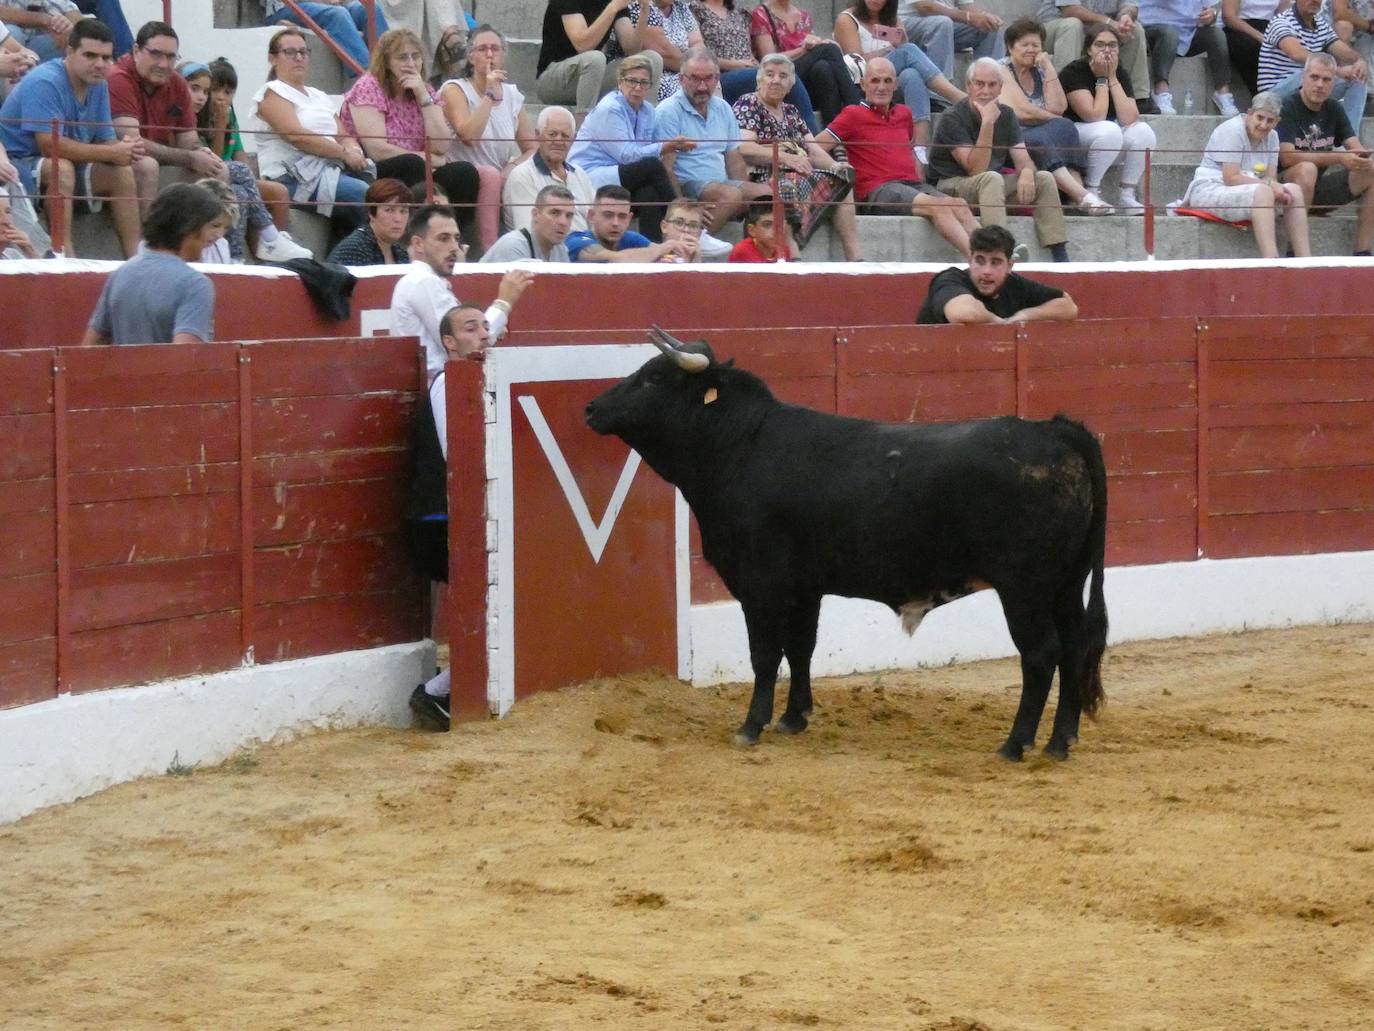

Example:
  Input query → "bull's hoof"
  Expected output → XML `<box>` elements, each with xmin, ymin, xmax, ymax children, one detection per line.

<box><xmin>997</xmin><ymin>740</ymin><xmax>1025</xmax><ymax>762</ymax></box>
<box><xmin>775</xmin><ymin>712</ymin><xmax>809</xmax><ymax>735</ymax></box>
<box><xmin>1042</xmin><ymin>738</ymin><xmax>1071</xmax><ymax>761</ymax></box>
<box><xmin>734</xmin><ymin>724</ymin><xmax>764</xmax><ymax>747</ymax></box>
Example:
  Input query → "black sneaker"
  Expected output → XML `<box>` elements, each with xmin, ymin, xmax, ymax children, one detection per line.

<box><xmin>409</xmin><ymin>683</ymin><xmax>450</xmax><ymax>731</ymax></box>
<box><xmin>1137</xmin><ymin>97</ymin><xmax>1160</xmax><ymax>115</ymax></box>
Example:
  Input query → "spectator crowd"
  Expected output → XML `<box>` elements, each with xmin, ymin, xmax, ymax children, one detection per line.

<box><xmin>2</xmin><ymin>0</ymin><xmax>1373</xmax><ymax>277</ymax></box>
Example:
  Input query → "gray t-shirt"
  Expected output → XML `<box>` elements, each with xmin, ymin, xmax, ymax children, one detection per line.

<box><xmin>478</xmin><ymin>228</ymin><xmax>571</xmax><ymax>263</ymax></box>
<box><xmin>88</xmin><ymin>249</ymin><xmax>215</xmax><ymax>344</ymax></box>
<box><xmin>927</xmin><ymin>99</ymin><xmax>1024</xmax><ymax>184</ymax></box>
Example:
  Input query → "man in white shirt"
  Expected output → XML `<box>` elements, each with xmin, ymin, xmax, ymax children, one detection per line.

<box><xmin>389</xmin><ymin>203</ymin><xmax>533</xmax><ymax>377</ymax></box>
<box><xmin>502</xmin><ymin>106</ymin><xmax>596</xmax><ymax>233</ymax></box>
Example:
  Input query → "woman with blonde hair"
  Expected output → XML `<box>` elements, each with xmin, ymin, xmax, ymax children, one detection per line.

<box><xmin>439</xmin><ymin>24</ymin><xmax>536</xmax><ymax>252</ymax></box>
<box><xmin>341</xmin><ymin>28</ymin><xmax>482</xmax><ymax>250</ymax></box>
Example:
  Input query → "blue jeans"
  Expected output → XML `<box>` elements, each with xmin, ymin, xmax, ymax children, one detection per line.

<box><xmin>902</xmin><ymin>14</ymin><xmax>1005</xmax><ymax>80</ymax></box>
<box><xmin>1271</xmin><ymin>68</ymin><xmax>1368</xmax><ymax>133</ymax></box>
<box><xmin>271</xmin><ymin>170</ymin><xmax>370</xmax><ymax>230</ymax></box>
<box><xmin>10</xmin><ymin>26</ymin><xmax>64</xmax><ymax>63</ymax></box>
<box><xmin>888</xmin><ymin>43</ymin><xmax>943</xmax><ymax>121</ymax></box>
<box><xmin>720</xmin><ymin>68</ymin><xmax>819</xmax><ymax>135</ymax></box>
<box><xmin>274</xmin><ymin>1</ymin><xmax>388</xmax><ymax>70</ymax></box>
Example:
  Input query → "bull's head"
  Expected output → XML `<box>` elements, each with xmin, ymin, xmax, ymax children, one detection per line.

<box><xmin>585</xmin><ymin>327</ymin><xmax>721</xmax><ymax>467</ymax></box>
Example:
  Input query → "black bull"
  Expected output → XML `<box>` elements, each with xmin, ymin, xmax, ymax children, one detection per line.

<box><xmin>585</xmin><ymin>328</ymin><xmax>1108</xmax><ymax>760</ymax></box>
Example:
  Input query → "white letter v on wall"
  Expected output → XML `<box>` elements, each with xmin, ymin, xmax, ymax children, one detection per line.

<box><xmin>516</xmin><ymin>395</ymin><xmax>642</xmax><ymax>564</ymax></box>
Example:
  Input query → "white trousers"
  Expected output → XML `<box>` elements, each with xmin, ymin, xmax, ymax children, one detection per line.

<box><xmin>1075</xmin><ymin>120</ymin><xmax>1158</xmax><ymax>190</ymax></box>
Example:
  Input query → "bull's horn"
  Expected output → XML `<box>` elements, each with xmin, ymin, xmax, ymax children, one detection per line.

<box><xmin>648</xmin><ymin>326</ymin><xmax>709</xmax><ymax>373</ymax></box>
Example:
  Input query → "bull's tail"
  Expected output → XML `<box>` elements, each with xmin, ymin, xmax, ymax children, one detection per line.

<box><xmin>1054</xmin><ymin>416</ymin><xmax>1108</xmax><ymax>719</ymax></box>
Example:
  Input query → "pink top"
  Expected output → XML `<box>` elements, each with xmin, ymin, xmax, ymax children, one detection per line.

<box><xmin>340</xmin><ymin>73</ymin><xmax>440</xmax><ymax>153</ymax></box>
<box><xmin>749</xmin><ymin>4</ymin><xmax>813</xmax><ymax>51</ymax></box>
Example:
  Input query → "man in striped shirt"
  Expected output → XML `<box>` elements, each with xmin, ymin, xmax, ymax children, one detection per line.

<box><xmin>1258</xmin><ymin>0</ymin><xmax>1368</xmax><ymax>129</ymax></box>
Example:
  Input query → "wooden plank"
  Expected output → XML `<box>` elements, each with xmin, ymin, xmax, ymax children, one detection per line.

<box><xmin>254</xmin><ymin>590</ymin><xmax>425</xmax><ymax>664</ymax></box>
<box><xmin>1211</xmin><ymin>359</ymin><xmax>1374</xmax><ymax>405</ymax></box>
<box><xmin>64</xmin><ymin>343</ymin><xmax>238</xmax><ymax>408</ymax></box>
<box><xmin>1100</xmin><ymin>427</ymin><xmax>1197</xmax><ymax>475</ymax></box>
<box><xmin>0</xmin><ymin>638</ymin><xmax>56</xmax><ymax>709</ymax></box>
<box><xmin>253</xmin><ymin>448</ymin><xmax>408</xmax><ymax>488</ymax></box>
<box><xmin>1106</xmin><ymin>472</ymin><xmax>1197</xmax><ymax>523</ymax></box>
<box><xmin>0</xmin><ymin>350</ymin><xmax>54</xmax><ymax>415</ymax></box>
<box><xmin>1210</xmin><ymin>424</ymin><xmax>1374</xmax><ymax>472</ymax></box>
<box><xmin>65</xmin><ymin>611</ymin><xmax>242</xmax><ymax>695</ymax></box>
<box><xmin>1210</xmin><ymin>467</ymin><xmax>1374</xmax><ymax>515</ymax></box>
<box><xmin>1208</xmin><ymin>400</ymin><xmax>1374</xmax><ymax>429</ymax></box>
<box><xmin>0</xmin><ymin>510</ymin><xmax>55</xmax><ymax>579</ymax></box>
<box><xmin>69</xmin><ymin>493</ymin><xmax>240</xmax><ymax>569</ymax></box>
<box><xmin>0</xmin><ymin>414</ymin><xmax>54</xmax><ymax>481</ymax></box>
<box><xmin>1069</xmin><ymin>407</ymin><xmax>1198</xmax><ymax>434</ymax></box>
<box><xmin>0</xmin><ymin>477</ymin><xmax>52</xmax><ymax>517</ymax></box>
<box><xmin>844</xmin><ymin>327</ymin><xmax>1016</xmax><ymax>374</ymax></box>
<box><xmin>839</xmin><ymin>370</ymin><xmax>1016</xmax><ymax>423</ymax></box>
<box><xmin>254</xmin><ymin>535</ymin><xmax>421</xmax><ymax>605</ymax></box>
<box><xmin>1207</xmin><ymin>318</ymin><xmax>1374</xmax><ymax>360</ymax></box>
<box><xmin>1209</xmin><ymin>510</ymin><xmax>1374</xmax><ymax>559</ymax></box>
<box><xmin>247</xmin><ymin>337</ymin><xmax>422</xmax><ymax>397</ymax></box>
<box><xmin>69</xmin><ymin>554</ymin><xmax>240</xmax><ymax>633</ymax></box>
<box><xmin>252</xmin><ymin>480</ymin><xmax>407</xmax><ymax>546</ymax></box>
<box><xmin>1107</xmin><ymin>518</ymin><xmax>1198</xmax><ymax>566</ymax></box>
<box><xmin>1023</xmin><ymin>365</ymin><xmax>1196</xmax><ymax>417</ymax></box>
<box><xmin>1022</xmin><ymin>319</ymin><xmax>1200</xmax><ymax>366</ymax></box>
<box><xmin>0</xmin><ymin>572</ymin><xmax>56</xmax><ymax>646</ymax></box>
<box><xmin>690</xmin><ymin>555</ymin><xmax>731</xmax><ymax>605</ymax></box>
<box><xmin>69</xmin><ymin>463</ymin><xmax>240</xmax><ymax>504</ymax></box>
<box><xmin>68</xmin><ymin>404</ymin><xmax>239</xmax><ymax>473</ymax></box>
<box><xmin>252</xmin><ymin>394</ymin><xmax>415</xmax><ymax>457</ymax></box>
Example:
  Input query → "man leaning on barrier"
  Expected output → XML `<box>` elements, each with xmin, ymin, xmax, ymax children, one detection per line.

<box><xmin>481</xmin><ymin>182</ymin><xmax>577</xmax><ymax>261</ymax></box>
<box><xmin>917</xmin><ymin>224</ymin><xmax>1078</xmax><ymax>324</ymax></box>
<box><xmin>0</xmin><ymin>18</ymin><xmax>147</xmax><ymax>257</ymax></box>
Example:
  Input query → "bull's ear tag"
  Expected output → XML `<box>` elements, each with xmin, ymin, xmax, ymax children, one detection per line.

<box><xmin>703</xmin><ymin>387</ymin><xmax>719</xmax><ymax>405</ymax></box>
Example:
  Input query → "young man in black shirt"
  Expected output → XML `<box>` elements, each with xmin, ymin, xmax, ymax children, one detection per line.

<box><xmin>917</xmin><ymin>225</ymin><xmax>1079</xmax><ymax>324</ymax></box>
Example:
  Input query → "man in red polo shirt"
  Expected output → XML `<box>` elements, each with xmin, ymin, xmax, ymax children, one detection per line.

<box><xmin>107</xmin><ymin>20</ymin><xmax>224</xmax><ymax>212</ymax></box>
<box><xmin>816</xmin><ymin>56</ymin><xmax>980</xmax><ymax>258</ymax></box>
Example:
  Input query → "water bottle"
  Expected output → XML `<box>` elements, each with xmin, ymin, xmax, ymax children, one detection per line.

<box><xmin>1182</xmin><ymin>88</ymin><xmax>1194</xmax><ymax>115</ymax></box>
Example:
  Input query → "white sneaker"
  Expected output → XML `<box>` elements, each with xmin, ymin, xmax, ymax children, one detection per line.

<box><xmin>1116</xmin><ymin>190</ymin><xmax>1145</xmax><ymax>215</ymax></box>
<box><xmin>255</xmin><ymin>231</ymin><xmax>314</xmax><ymax>263</ymax></box>
<box><xmin>697</xmin><ymin>230</ymin><xmax>733</xmax><ymax>258</ymax></box>
<box><xmin>1079</xmin><ymin>189</ymin><xmax>1112</xmax><ymax>214</ymax></box>
<box><xmin>1213</xmin><ymin>90</ymin><xmax>1240</xmax><ymax>117</ymax></box>
<box><xmin>1153</xmin><ymin>91</ymin><xmax>1176</xmax><ymax>115</ymax></box>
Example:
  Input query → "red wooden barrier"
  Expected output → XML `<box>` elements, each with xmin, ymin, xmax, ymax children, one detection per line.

<box><xmin>0</xmin><ymin>337</ymin><xmax>426</xmax><ymax>709</ymax></box>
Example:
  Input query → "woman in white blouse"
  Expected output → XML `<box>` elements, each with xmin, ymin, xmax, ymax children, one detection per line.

<box><xmin>440</xmin><ymin>25</ymin><xmax>536</xmax><ymax>253</ymax></box>
<box><xmin>252</xmin><ymin>28</ymin><xmax>372</xmax><ymax>232</ymax></box>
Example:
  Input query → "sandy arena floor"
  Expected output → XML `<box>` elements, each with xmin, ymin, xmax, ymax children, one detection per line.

<box><xmin>2</xmin><ymin>623</ymin><xmax>1373</xmax><ymax>1030</ymax></box>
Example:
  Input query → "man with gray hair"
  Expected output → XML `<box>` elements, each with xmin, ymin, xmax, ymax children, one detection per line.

<box><xmin>927</xmin><ymin>57</ymin><xmax>1071</xmax><ymax>261</ymax></box>
<box><xmin>652</xmin><ymin>47</ymin><xmax>770</xmax><ymax>233</ymax></box>
<box><xmin>1278</xmin><ymin>53</ymin><xmax>1374</xmax><ymax>254</ymax></box>
<box><xmin>502</xmin><ymin>106</ymin><xmax>597</xmax><ymax>233</ymax></box>
<box><xmin>1259</xmin><ymin>0</ymin><xmax>1368</xmax><ymax>129</ymax></box>
<box><xmin>481</xmin><ymin>183</ymin><xmax>577</xmax><ymax>262</ymax></box>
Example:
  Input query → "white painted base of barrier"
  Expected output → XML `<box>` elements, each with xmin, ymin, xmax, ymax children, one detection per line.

<box><xmin>687</xmin><ymin>551</ymin><xmax>1374</xmax><ymax>685</ymax></box>
<box><xmin>0</xmin><ymin>641</ymin><xmax>436</xmax><ymax>825</ymax></box>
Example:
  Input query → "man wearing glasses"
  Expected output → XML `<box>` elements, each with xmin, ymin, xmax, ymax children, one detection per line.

<box><xmin>653</xmin><ymin>48</ymin><xmax>771</xmax><ymax>234</ymax></box>
<box><xmin>0</xmin><ymin>18</ymin><xmax>147</xmax><ymax>256</ymax></box>
<box><xmin>107</xmin><ymin>21</ymin><xmax>224</xmax><ymax>213</ymax></box>
<box><xmin>504</xmin><ymin>106</ymin><xmax>597</xmax><ymax>234</ymax></box>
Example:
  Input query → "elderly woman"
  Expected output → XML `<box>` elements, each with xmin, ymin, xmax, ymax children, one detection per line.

<box><xmin>998</xmin><ymin>19</ymin><xmax>1111</xmax><ymax>213</ymax></box>
<box><xmin>252</xmin><ymin>28</ymin><xmax>373</xmax><ymax>232</ymax></box>
<box><xmin>340</xmin><ymin>28</ymin><xmax>482</xmax><ymax>250</ymax></box>
<box><xmin>439</xmin><ymin>24</ymin><xmax>536</xmax><ymax>252</ymax></box>
<box><xmin>326</xmin><ymin>177</ymin><xmax>414</xmax><ymax>265</ymax></box>
<box><xmin>1060</xmin><ymin>25</ymin><xmax>1158</xmax><ymax>214</ymax></box>
<box><xmin>751</xmin><ymin>0</ymin><xmax>861</xmax><ymax>128</ymax></box>
<box><xmin>690</xmin><ymin>0</ymin><xmax>818</xmax><ymax>131</ymax></box>
<box><xmin>569</xmin><ymin>55</ymin><xmax>685</xmax><ymax>242</ymax></box>
<box><xmin>833</xmin><ymin>0</ymin><xmax>966</xmax><ymax>158</ymax></box>
<box><xmin>1181</xmin><ymin>91</ymin><xmax>1310</xmax><ymax>257</ymax></box>
<box><xmin>733</xmin><ymin>53</ymin><xmax>862</xmax><ymax>260</ymax></box>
